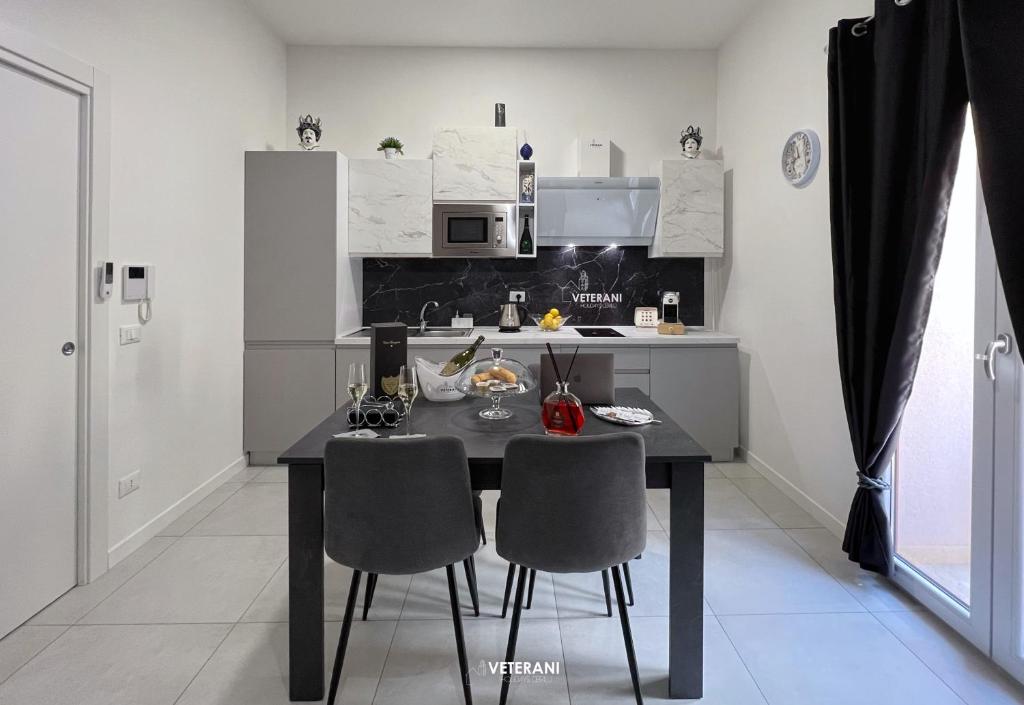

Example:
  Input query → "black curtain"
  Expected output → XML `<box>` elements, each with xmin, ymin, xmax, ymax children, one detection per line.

<box><xmin>829</xmin><ymin>0</ymin><xmax>1024</xmax><ymax>576</ymax></box>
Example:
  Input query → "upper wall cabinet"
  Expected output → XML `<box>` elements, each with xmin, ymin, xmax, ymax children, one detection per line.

<box><xmin>433</xmin><ymin>127</ymin><xmax>518</xmax><ymax>201</ymax></box>
<box><xmin>649</xmin><ymin>159</ymin><xmax>725</xmax><ymax>258</ymax></box>
<box><xmin>349</xmin><ymin>159</ymin><xmax>433</xmax><ymax>257</ymax></box>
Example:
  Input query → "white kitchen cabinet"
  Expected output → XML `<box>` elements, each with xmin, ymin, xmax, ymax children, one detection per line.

<box><xmin>433</xmin><ymin>127</ymin><xmax>519</xmax><ymax>201</ymax></box>
<box><xmin>349</xmin><ymin>159</ymin><xmax>433</xmax><ymax>256</ymax></box>
<box><xmin>649</xmin><ymin>159</ymin><xmax>724</xmax><ymax>258</ymax></box>
<box><xmin>650</xmin><ymin>346</ymin><xmax>738</xmax><ymax>461</ymax></box>
<box><xmin>245</xmin><ymin>150</ymin><xmax>353</xmax><ymax>341</ymax></box>
<box><xmin>245</xmin><ymin>346</ymin><xmax>337</xmax><ymax>465</ymax></box>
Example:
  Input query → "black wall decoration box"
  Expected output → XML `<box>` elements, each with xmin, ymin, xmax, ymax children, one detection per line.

<box><xmin>370</xmin><ymin>323</ymin><xmax>407</xmax><ymax>397</ymax></box>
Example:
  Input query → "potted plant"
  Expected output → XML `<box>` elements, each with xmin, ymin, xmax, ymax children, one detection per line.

<box><xmin>377</xmin><ymin>136</ymin><xmax>404</xmax><ymax>159</ymax></box>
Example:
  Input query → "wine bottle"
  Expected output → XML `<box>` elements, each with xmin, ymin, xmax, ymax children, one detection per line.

<box><xmin>518</xmin><ymin>214</ymin><xmax>533</xmax><ymax>256</ymax></box>
<box><xmin>441</xmin><ymin>335</ymin><xmax>486</xmax><ymax>376</ymax></box>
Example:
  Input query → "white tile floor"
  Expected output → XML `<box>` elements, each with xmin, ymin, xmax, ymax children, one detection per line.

<box><xmin>1</xmin><ymin>462</ymin><xmax>1023</xmax><ymax>705</ymax></box>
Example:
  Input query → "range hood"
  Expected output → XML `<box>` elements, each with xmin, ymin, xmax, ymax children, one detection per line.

<box><xmin>536</xmin><ymin>177</ymin><xmax>660</xmax><ymax>247</ymax></box>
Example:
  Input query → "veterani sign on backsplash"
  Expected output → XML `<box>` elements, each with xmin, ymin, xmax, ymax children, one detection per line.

<box><xmin>362</xmin><ymin>247</ymin><xmax>704</xmax><ymax>327</ymax></box>
<box><xmin>564</xmin><ymin>269</ymin><xmax>622</xmax><ymax>310</ymax></box>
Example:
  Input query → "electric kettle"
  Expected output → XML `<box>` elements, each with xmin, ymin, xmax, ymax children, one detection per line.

<box><xmin>498</xmin><ymin>303</ymin><xmax>529</xmax><ymax>332</ymax></box>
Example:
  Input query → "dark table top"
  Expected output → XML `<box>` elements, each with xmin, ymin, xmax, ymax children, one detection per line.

<box><xmin>280</xmin><ymin>388</ymin><xmax>709</xmax><ymax>467</ymax></box>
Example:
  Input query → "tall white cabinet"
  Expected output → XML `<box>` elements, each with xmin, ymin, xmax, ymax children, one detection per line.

<box><xmin>244</xmin><ymin>150</ymin><xmax>359</xmax><ymax>464</ymax></box>
<box><xmin>649</xmin><ymin>159</ymin><xmax>725</xmax><ymax>258</ymax></box>
<box><xmin>348</xmin><ymin>159</ymin><xmax>433</xmax><ymax>257</ymax></box>
<box><xmin>432</xmin><ymin>127</ymin><xmax>519</xmax><ymax>201</ymax></box>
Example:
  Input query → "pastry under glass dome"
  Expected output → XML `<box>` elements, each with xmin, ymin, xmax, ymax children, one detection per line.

<box><xmin>456</xmin><ymin>348</ymin><xmax>537</xmax><ymax>419</ymax></box>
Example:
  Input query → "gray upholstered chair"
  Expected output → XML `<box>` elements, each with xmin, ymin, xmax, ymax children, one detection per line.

<box><xmin>324</xmin><ymin>436</ymin><xmax>481</xmax><ymax>705</ymax></box>
<box><xmin>363</xmin><ymin>498</ymin><xmax>482</xmax><ymax>620</ymax></box>
<box><xmin>496</xmin><ymin>433</ymin><xmax>647</xmax><ymax>705</ymax></box>
<box><xmin>501</xmin><ymin>552</ymin><xmax>636</xmax><ymax>617</ymax></box>
<box><xmin>505</xmin><ymin>362</ymin><xmax>638</xmax><ymax>618</ymax></box>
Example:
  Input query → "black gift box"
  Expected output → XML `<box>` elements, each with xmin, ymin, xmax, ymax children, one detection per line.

<box><xmin>370</xmin><ymin>322</ymin><xmax>407</xmax><ymax>398</ymax></box>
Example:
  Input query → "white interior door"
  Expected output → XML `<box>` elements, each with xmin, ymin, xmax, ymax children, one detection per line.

<box><xmin>0</xmin><ymin>60</ymin><xmax>82</xmax><ymax>637</ymax></box>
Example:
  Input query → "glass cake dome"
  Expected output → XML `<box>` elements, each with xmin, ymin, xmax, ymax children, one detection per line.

<box><xmin>456</xmin><ymin>348</ymin><xmax>537</xmax><ymax>419</ymax></box>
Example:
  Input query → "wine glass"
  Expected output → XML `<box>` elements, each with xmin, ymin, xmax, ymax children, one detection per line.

<box><xmin>347</xmin><ymin>363</ymin><xmax>367</xmax><ymax>428</ymax></box>
<box><xmin>395</xmin><ymin>365</ymin><xmax>419</xmax><ymax>437</ymax></box>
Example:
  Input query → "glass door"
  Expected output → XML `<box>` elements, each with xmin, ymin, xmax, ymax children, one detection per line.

<box><xmin>892</xmin><ymin>123</ymin><xmax>996</xmax><ymax>652</ymax></box>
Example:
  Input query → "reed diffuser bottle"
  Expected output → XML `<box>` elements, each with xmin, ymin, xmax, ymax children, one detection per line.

<box><xmin>542</xmin><ymin>381</ymin><xmax>584</xmax><ymax>436</ymax></box>
<box><xmin>541</xmin><ymin>343</ymin><xmax>585</xmax><ymax>436</ymax></box>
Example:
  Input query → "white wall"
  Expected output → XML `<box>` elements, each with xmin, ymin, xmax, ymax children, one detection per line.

<box><xmin>286</xmin><ymin>46</ymin><xmax>718</xmax><ymax>177</ymax></box>
<box><xmin>1</xmin><ymin>0</ymin><xmax>286</xmax><ymax>561</ymax></box>
<box><xmin>715</xmin><ymin>0</ymin><xmax>872</xmax><ymax>532</ymax></box>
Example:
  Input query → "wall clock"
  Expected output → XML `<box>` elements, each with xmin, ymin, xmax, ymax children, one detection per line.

<box><xmin>781</xmin><ymin>129</ymin><xmax>821</xmax><ymax>188</ymax></box>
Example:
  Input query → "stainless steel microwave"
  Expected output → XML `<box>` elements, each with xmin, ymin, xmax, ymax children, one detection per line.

<box><xmin>432</xmin><ymin>202</ymin><xmax>516</xmax><ymax>257</ymax></box>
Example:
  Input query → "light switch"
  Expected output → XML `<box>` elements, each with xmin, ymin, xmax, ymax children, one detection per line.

<box><xmin>119</xmin><ymin>324</ymin><xmax>141</xmax><ymax>345</ymax></box>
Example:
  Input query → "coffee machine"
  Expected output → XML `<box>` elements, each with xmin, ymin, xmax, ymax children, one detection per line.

<box><xmin>661</xmin><ymin>291</ymin><xmax>680</xmax><ymax>324</ymax></box>
<box><xmin>658</xmin><ymin>291</ymin><xmax>685</xmax><ymax>335</ymax></box>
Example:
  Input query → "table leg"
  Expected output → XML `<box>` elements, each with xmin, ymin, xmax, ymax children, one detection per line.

<box><xmin>289</xmin><ymin>463</ymin><xmax>325</xmax><ymax>701</ymax></box>
<box><xmin>669</xmin><ymin>462</ymin><xmax>704</xmax><ymax>699</ymax></box>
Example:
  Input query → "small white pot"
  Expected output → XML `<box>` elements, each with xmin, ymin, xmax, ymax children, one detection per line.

<box><xmin>384</xmin><ymin>148</ymin><xmax>397</xmax><ymax>159</ymax></box>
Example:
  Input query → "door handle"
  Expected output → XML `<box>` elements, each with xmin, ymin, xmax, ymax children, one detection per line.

<box><xmin>61</xmin><ymin>341</ymin><xmax>76</xmax><ymax>356</ymax></box>
<box><xmin>977</xmin><ymin>333</ymin><xmax>1013</xmax><ymax>382</ymax></box>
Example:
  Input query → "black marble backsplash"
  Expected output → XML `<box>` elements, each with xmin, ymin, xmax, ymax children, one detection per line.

<box><xmin>362</xmin><ymin>247</ymin><xmax>703</xmax><ymax>327</ymax></box>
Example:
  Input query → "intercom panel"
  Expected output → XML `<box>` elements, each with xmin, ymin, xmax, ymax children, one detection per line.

<box><xmin>122</xmin><ymin>265</ymin><xmax>155</xmax><ymax>303</ymax></box>
<box><xmin>98</xmin><ymin>261</ymin><xmax>114</xmax><ymax>300</ymax></box>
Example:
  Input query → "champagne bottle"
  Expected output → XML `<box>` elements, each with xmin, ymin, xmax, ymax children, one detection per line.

<box><xmin>441</xmin><ymin>335</ymin><xmax>486</xmax><ymax>376</ymax></box>
<box><xmin>518</xmin><ymin>214</ymin><xmax>533</xmax><ymax>256</ymax></box>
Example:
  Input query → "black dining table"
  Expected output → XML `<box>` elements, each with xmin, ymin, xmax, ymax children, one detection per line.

<box><xmin>279</xmin><ymin>387</ymin><xmax>710</xmax><ymax>701</ymax></box>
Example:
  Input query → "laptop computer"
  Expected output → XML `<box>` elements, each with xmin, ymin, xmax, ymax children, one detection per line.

<box><xmin>538</xmin><ymin>353</ymin><xmax>616</xmax><ymax>405</ymax></box>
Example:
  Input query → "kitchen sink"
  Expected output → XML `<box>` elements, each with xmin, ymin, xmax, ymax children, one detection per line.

<box><xmin>413</xmin><ymin>328</ymin><xmax>474</xmax><ymax>337</ymax></box>
<box><xmin>345</xmin><ymin>327</ymin><xmax>473</xmax><ymax>338</ymax></box>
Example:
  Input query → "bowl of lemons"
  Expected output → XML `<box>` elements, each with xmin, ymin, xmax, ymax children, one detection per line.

<box><xmin>530</xmin><ymin>309</ymin><xmax>571</xmax><ymax>332</ymax></box>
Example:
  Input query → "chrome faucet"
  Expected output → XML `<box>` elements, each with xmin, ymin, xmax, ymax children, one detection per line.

<box><xmin>418</xmin><ymin>301</ymin><xmax>439</xmax><ymax>334</ymax></box>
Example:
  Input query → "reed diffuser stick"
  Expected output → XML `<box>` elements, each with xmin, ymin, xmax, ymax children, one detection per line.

<box><xmin>564</xmin><ymin>346</ymin><xmax>581</xmax><ymax>382</ymax></box>
<box><xmin>545</xmin><ymin>343</ymin><xmax>564</xmax><ymax>385</ymax></box>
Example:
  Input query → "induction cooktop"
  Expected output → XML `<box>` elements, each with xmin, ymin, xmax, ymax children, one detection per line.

<box><xmin>575</xmin><ymin>327</ymin><xmax>625</xmax><ymax>338</ymax></box>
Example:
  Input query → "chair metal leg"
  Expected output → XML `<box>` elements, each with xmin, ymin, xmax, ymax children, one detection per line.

<box><xmin>622</xmin><ymin>562</ymin><xmax>635</xmax><ymax>606</ymax></box>
<box><xmin>473</xmin><ymin>494</ymin><xmax>487</xmax><ymax>546</ymax></box>
<box><xmin>362</xmin><ymin>573</ymin><xmax>378</xmax><ymax>621</ymax></box>
<box><xmin>463</xmin><ymin>558</ymin><xmax>480</xmax><ymax>617</ymax></box>
<box><xmin>328</xmin><ymin>570</ymin><xmax>362</xmax><ymax>705</ymax></box>
<box><xmin>501</xmin><ymin>563</ymin><xmax>515</xmax><ymax>618</ymax></box>
<box><xmin>500</xmin><ymin>565</ymin><xmax>529</xmax><ymax>705</ymax></box>
<box><xmin>446</xmin><ymin>564</ymin><xmax>473</xmax><ymax>705</ymax></box>
<box><xmin>612</xmin><ymin>566</ymin><xmax>643</xmax><ymax>705</ymax></box>
<box><xmin>602</xmin><ymin>569</ymin><xmax>613</xmax><ymax>617</ymax></box>
<box><xmin>526</xmin><ymin>568</ymin><xmax>536</xmax><ymax>609</ymax></box>
<box><xmin>468</xmin><ymin>555</ymin><xmax>479</xmax><ymax>605</ymax></box>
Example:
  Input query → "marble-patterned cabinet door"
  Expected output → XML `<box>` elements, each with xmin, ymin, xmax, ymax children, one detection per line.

<box><xmin>432</xmin><ymin>127</ymin><xmax>519</xmax><ymax>201</ymax></box>
<box><xmin>349</xmin><ymin>159</ymin><xmax>433</xmax><ymax>256</ymax></box>
<box><xmin>650</xmin><ymin>159</ymin><xmax>724</xmax><ymax>258</ymax></box>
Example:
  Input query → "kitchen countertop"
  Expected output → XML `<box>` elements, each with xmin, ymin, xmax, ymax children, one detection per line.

<box><xmin>334</xmin><ymin>325</ymin><xmax>739</xmax><ymax>347</ymax></box>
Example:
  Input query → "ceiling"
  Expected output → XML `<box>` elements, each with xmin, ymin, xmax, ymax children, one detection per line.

<box><xmin>244</xmin><ymin>0</ymin><xmax>765</xmax><ymax>50</ymax></box>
